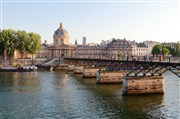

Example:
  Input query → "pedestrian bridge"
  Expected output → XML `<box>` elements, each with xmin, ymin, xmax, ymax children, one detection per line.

<box><xmin>64</xmin><ymin>57</ymin><xmax>180</xmax><ymax>78</ymax></box>
<box><xmin>39</xmin><ymin>56</ymin><xmax>180</xmax><ymax>95</ymax></box>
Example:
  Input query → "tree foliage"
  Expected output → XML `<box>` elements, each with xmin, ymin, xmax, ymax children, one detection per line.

<box><xmin>27</xmin><ymin>32</ymin><xmax>42</xmax><ymax>55</ymax></box>
<box><xmin>174</xmin><ymin>42</ymin><xmax>180</xmax><ymax>56</ymax></box>
<box><xmin>16</xmin><ymin>30</ymin><xmax>29</xmax><ymax>59</ymax></box>
<box><xmin>26</xmin><ymin>32</ymin><xmax>42</xmax><ymax>64</ymax></box>
<box><xmin>151</xmin><ymin>45</ymin><xmax>170</xmax><ymax>55</ymax></box>
<box><xmin>0</xmin><ymin>29</ymin><xmax>16</xmax><ymax>58</ymax></box>
<box><xmin>0</xmin><ymin>29</ymin><xmax>42</xmax><ymax>61</ymax></box>
<box><xmin>151</xmin><ymin>45</ymin><xmax>162</xmax><ymax>55</ymax></box>
<box><xmin>162</xmin><ymin>47</ymin><xmax>170</xmax><ymax>55</ymax></box>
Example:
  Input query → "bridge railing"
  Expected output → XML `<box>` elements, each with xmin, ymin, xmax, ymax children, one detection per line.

<box><xmin>65</xmin><ymin>55</ymin><xmax>180</xmax><ymax>63</ymax></box>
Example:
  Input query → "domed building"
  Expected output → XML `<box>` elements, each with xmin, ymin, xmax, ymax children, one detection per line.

<box><xmin>53</xmin><ymin>23</ymin><xmax>69</xmax><ymax>45</ymax></box>
<box><xmin>48</xmin><ymin>23</ymin><xmax>75</xmax><ymax>58</ymax></box>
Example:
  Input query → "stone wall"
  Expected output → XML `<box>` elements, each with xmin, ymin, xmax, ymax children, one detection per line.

<box><xmin>122</xmin><ymin>76</ymin><xmax>165</xmax><ymax>95</ymax></box>
<box><xmin>96</xmin><ymin>70</ymin><xmax>125</xmax><ymax>84</ymax></box>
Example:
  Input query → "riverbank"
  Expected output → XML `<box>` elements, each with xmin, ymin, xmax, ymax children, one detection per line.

<box><xmin>0</xmin><ymin>65</ymin><xmax>37</xmax><ymax>72</ymax></box>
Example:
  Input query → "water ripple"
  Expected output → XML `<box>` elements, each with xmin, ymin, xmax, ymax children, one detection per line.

<box><xmin>0</xmin><ymin>71</ymin><xmax>179</xmax><ymax>119</ymax></box>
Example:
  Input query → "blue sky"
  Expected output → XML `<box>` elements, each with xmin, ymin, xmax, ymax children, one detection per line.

<box><xmin>1</xmin><ymin>0</ymin><xmax>179</xmax><ymax>44</ymax></box>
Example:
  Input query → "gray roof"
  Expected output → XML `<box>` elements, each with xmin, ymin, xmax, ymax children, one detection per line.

<box><xmin>54</xmin><ymin>28</ymin><xmax>68</xmax><ymax>36</ymax></box>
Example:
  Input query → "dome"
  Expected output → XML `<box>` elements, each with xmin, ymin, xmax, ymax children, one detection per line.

<box><xmin>54</xmin><ymin>23</ymin><xmax>68</xmax><ymax>36</ymax></box>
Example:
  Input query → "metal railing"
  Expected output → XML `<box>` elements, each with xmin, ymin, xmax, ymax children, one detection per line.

<box><xmin>65</xmin><ymin>55</ymin><xmax>180</xmax><ymax>63</ymax></box>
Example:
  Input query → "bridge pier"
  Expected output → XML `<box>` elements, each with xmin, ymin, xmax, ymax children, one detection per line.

<box><xmin>96</xmin><ymin>70</ymin><xmax>125</xmax><ymax>84</ymax></box>
<box><xmin>49</xmin><ymin>66</ymin><xmax>54</xmax><ymax>71</ymax></box>
<box><xmin>122</xmin><ymin>76</ymin><xmax>165</xmax><ymax>95</ymax></box>
<box><xmin>56</xmin><ymin>64</ymin><xmax>68</xmax><ymax>70</ymax></box>
<box><xmin>82</xmin><ymin>67</ymin><xmax>99</xmax><ymax>78</ymax></box>
<box><xmin>68</xmin><ymin>65</ymin><xmax>75</xmax><ymax>71</ymax></box>
<box><xmin>74</xmin><ymin>65</ymin><xmax>84</xmax><ymax>74</ymax></box>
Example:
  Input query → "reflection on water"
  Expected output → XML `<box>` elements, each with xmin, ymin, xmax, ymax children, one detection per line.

<box><xmin>0</xmin><ymin>71</ymin><xmax>179</xmax><ymax>119</ymax></box>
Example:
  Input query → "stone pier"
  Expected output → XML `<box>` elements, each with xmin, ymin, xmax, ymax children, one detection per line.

<box><xmin>122</xmin><ymin>76</ymin><xmax>165</xmax><ymax>95</ymax></box>
<box><xmin>74</xmin><ymin>65</ymin><xmax>84</xmax><ymax>74</ymax></box>
<box><xmin>82</xmin><ymin>67</ymin><xmax>99</xmax><ymax>78</ymax></box>
<box><xmin>68</xmin><ymin>65</ymin><xmax>75</xmax><ymax>71</ymax></box>
<box><xmin>96</xmin><ymin>70</ymin><xmax>125</xmax><ymax>84</ymax></box>
<box><xmin>49</xmin><ymin>66</ymin><xmax>54</xmax><ymax>71</ymax></box>
<box><xmin>56</xmin><ymin>64</ymin><xmax>68</xmax><ymax>70</ymax></box>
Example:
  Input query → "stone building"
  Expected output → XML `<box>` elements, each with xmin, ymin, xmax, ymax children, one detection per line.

<box><xmin>143</xmin><ymin>40</ymin><xmax>159</xmax><ymax>55</ymax></box>
<box><xmin>44</xmin><ymin>23</ymin><xmax>75</xmax><ymax>58</ymax></box>
<box><xmin>74</xmin><ymin>38</ymin><xmax>151</xmax><ymax>60</ymax></box>
<box><xmin>53</xmin><ymin>23</ymin><xmax>69</xmax><ymax>45</ymax></box>
<box><xmin>37</xmin><ymin>23</ymin><xmax>153</xmax><ymax>60</ymax></box>
<box><xmin>75</xmin><ymin>45</ymin><xmax>107</xmax><ymax>59</ymax></box>
<box><xmin>107</xmin><ymin>38</ymin><xmax>133</xmax><ymax>59</ymax></box>
<box><xmin>74</xmin><ymin>38</ymin><xmax>133</xmax><ymax>60</ymax></box>
<box><xmin>82</xmin><ymin>37</ymin><xmax>87</xmax><ymax>45</ymax></box>
<box><xmin>36</xmin><ymin>23</ymin><xmax>75</xmax><ymax>59</ymax></box>
<box><xmin>36</xmin><ymin>40</ymin><xmax>49</xmax><ymax>58</ymax></box>
<box><xmin>133</xmin><ymin>43</ymin><xmax>148</xmax><ymax>56</ymax></box>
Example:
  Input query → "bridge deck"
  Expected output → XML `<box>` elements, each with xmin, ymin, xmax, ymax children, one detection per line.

<box><xmin>64</xmin><ymin>57</ymin><xmax>180</xmax><ymax>78</ymax></box>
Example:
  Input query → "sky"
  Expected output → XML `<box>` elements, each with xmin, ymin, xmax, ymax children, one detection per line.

<box><xmin>0</xmin><ymin>0</ymin><xmax>180</xmax><ymax>44</ymax></box>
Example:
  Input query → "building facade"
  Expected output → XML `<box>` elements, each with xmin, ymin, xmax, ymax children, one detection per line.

<box><xmin>37</xmin><ymin>23</ymin><xmax>155</xmax><ymax>60</ymax></box>
<box><xmin>82</xmin><ymin>37</ymin><xmax>87</xmax><ymax>45</ymax></box>
<box><xmin>37</xmin><ymin>23</ymin><xmax>75</xmax><ymax>59</ymax></box>
<box><xmin>74</xmin><ymin>38</ymin><xmax>150</xmax><ymax>60</ymax></box>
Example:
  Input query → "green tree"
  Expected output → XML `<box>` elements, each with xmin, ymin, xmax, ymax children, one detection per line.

<box><xmin>0</xmin><ymin>29</ymin><xmax>4</xmax><ymax>56</ymax></box>
<box><xmin>0</xmin><ymin>29</ymin><xmax>16</xmax><ymax>65</ymax></box>
<box><xmin>174</xmin><ymin>42</ymin><xmax>180</xmax><ymax>57</ymax></box>
<box><xmin>16</xmin><ymin>30</ymin><xmax>29</xmax><ymax>59</ymax></box>
<box><xmin>166</xmin><ymin>46</ymin><xmax>174</xmax><ymax>56</ymax></box>
<box><xmin>162</xmin><ymin>47</ymin><xmax>170</xmax><ymax>55</ymax></box>
<box><xmin>27</xmin><ymin>32</ymin><xmax>42</xmax><ymax>64</ymax></box>
<box><xmin>152</xmin><ymin>44</ymin><xmax>170</xmax><ymax>56</ymax></box>
<box><xmin>151</xmin><ymin>45</ymin><xmax>162</xmax><ymax>55</ymax></box>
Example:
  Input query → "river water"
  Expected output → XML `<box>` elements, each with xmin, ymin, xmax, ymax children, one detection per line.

<box><xmin>0</xmin><ymin>70</ymin><xmax>179</xmax><ymax>119</ymax></box>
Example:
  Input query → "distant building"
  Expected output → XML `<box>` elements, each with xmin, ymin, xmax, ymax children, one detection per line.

<box><xmin>36</xmin><ymin>23</ymin><xmax>159</xmax><ymax>60</ymax></box>
<box><xmin>36</xmin><ymin>40</ymin><xmax>49</xmax><ymax>58</ymax></box>
<box><xmin>133</xmin><ymin>42</ymin><xmax>148</xmax><ymax>56</ymax></box>
<box><xmin>74</xmin><ymin>38</ymin><xmax>155</xmax><ymax>59</ymax></box>
<box><xmin>37</xmin><ymin>23</ymin><xmax>75</xmax><ymax>58</ymax></box>
<box><xmin>53</xmin><ymin>23</ymin><xmax>69</xmax><ymax>45</ymax></box>
<box><xmin>161</xmin><ymin>42</ymin><xmax>176</xmax><ymax>49</ymax></box>
<box><xmin>74</xmin><ymin>39</ymin><xmax>78</xmax><ymax>45</ymax></box>
<box><xmin>82</xmin><ymin>37</ymin><xmax>87</xmax><ymax>45</ymax></box>
<box><xmin>143</xmin><ymin>40</ymin><xmax>160</xmax><ymax>55</ymax></box>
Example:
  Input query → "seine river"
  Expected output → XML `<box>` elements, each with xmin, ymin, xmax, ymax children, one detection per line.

<box><xmin>0</xmin><ymin>70</ymin><xmax>179</xmax><ymax>119</ymax></box>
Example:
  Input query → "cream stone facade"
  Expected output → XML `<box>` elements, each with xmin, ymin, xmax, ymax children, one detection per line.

<box><xmin>37</xmin><ymin>23</ymin><xmax>75</xmax><ymax>59</ymax></box>
<box><xmin>37</xmin><ymin>23</ymin><xmax>154</xmax><ymax>60</ymax></box>
<box><xmin>74</xmin><ymin>38</ymin><xmax>150</xmax><ymax>60</ymax></box>
<box><xmin>53</xmin><ymin>23</ymin><xmax>69</xmax><ymax>45</ymax></box>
